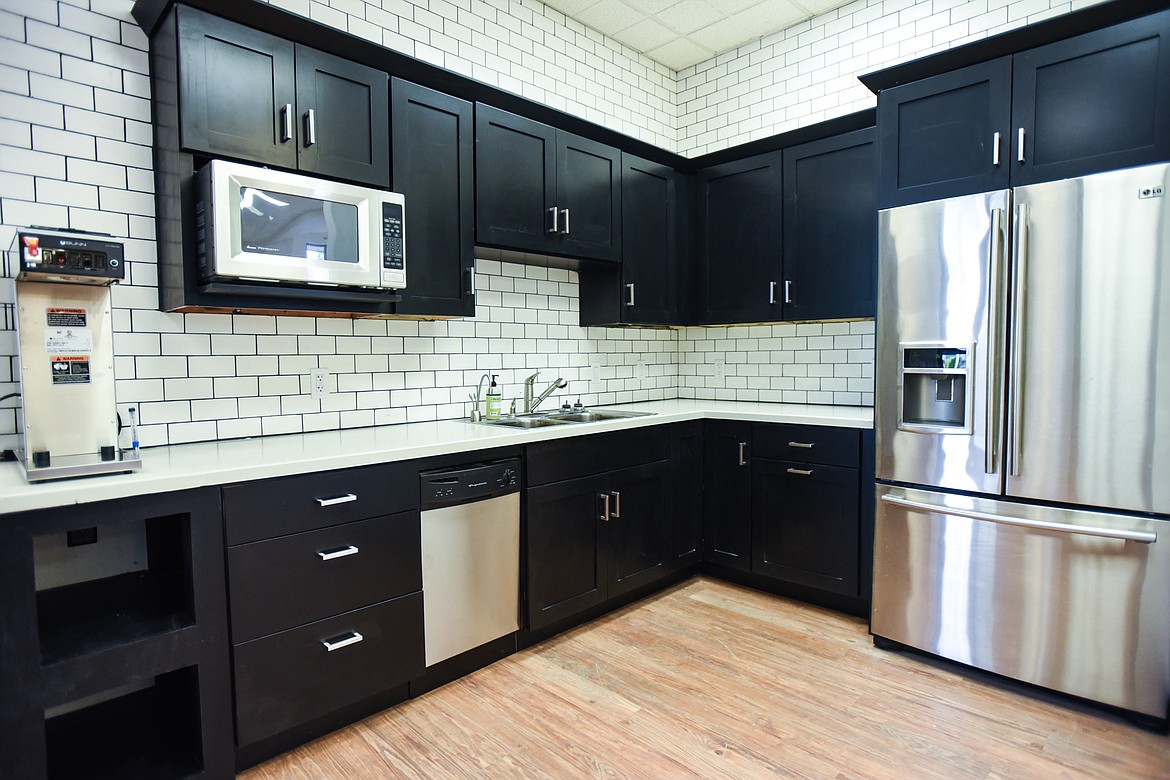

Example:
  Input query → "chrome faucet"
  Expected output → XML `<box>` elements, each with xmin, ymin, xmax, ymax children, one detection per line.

<box><xmin>523</xmin><ymin>372</ymin><xmax>567</xmax><ymax>413</ymax></box>
<box><xmin>469</xmin><ymin>373</ymin><xmax>490</xmax><ymax>422</ymax></box>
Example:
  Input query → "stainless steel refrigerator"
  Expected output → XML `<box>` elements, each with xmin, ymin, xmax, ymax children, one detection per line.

<box><xmin>872</xmin><ymin>162</ymin><xmax>1170</xmax><ymax>724</ymax></box>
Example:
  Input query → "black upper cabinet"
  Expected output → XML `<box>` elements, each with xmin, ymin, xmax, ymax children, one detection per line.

<box><xmin>876</xmin><ymin>58</ymin><xmax>1011</xmax><ymax>208</ymax></box>
<box><xmin>1012</xmin><ymin>11</ymin><xmax>1170</xmax><ymax>186</ymax></box>
<box><xmin>878</xmin><ymin>9</ymin><xmax>1170</xmax><ymax>206</ymax></box>
<box><xmin>702</xmin><ymin>420</ymin><xmax>753</xmax><ymax>571</ymax></box>
<box><xmin>391</xmin><ymin>79</ymin><xmax>476</xmax><ymax>317</ymax></box>
<box><xmin>476</xmin><ymin>104</ymin><xmax>621</xmax><ymax>262</ymax></box>
<box><xmin>782</xmin><ymin>128</ymin><xmax>876</xmax><ymax>321</ymax></box>
<box><xmin>177</xmin><ymin>7</ymin><xmax>389</xmax><ymax>188</ymax></box>
<box><xmin>696</xmin><ymin>152</ymin><xmax>783</xmax><ymax>324</ymax></box>
<box><xmin>177</xmin><ymin>7</ymin><xmax>296</xmax><ymax>169</ymax></box>
<box><xmin>579</xmin><ymin>154</ymin><xmax>680</xmax><ymax>326</ymax></box>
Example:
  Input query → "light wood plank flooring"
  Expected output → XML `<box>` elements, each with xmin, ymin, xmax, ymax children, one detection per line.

<box><xmin>241</xmin><ymin>577</ymin><xmax>1170</xmax><ymax>779</ymax></box>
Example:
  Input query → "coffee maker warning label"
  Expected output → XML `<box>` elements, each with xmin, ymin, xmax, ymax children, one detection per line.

<box><xmin>50</xmin><ymin>356</ymin><xmax>91</xmax><ymax>385</ymax></box>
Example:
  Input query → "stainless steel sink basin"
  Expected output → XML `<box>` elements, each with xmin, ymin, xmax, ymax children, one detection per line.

<box><xmin>546</xmin><ymin>410</ymin><xmax>655</xmax><ymax>423</ymax></box>
<box><xmin>486</xmin><ymin>416</ymin><xmax>572</xmax><ymax>428</ymax></box>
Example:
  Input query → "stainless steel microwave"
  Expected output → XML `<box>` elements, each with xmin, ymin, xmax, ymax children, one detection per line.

<box><xmin>194</xmin><ymin>159</ymin><xmax>405</xmax><ymax>290</ymax></box>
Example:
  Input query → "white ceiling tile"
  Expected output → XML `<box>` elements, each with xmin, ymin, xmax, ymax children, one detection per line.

<box><xmin>624</xmin><ymin>0</ymin><xmax>680</xmax><ymax>14</ymax></box>
<box><xmin>658</xmin><ymin>0</ymin><xmax>724</xmax><ymax>36</ymax></box>
<box><xmin>575</xmin><ymin>0</ymin><xmax>647</xmax><ymax>37</ymax></box>
<box><xmin>613</xmin><ymin>18</ymin><xmax>679</xmax><ymax>51</ymax></box>
<box><xmin>794</xmin><ymin>0</ymin><xmax>847</xmax><ymax>14</ymax></box>
<box><xmin>646</xmin><ymin>37</ymin><xmax>716</xmax><ymax>70</ymax></box>
<box><xmin>542</xmin><ymin>0</ymin><xmax>605</xmax><ymax>19</ymax></box>
<box><xmin>689</xmin><ymin>2</ymin><xmax>806</xmax><ymax>52</ymax></box>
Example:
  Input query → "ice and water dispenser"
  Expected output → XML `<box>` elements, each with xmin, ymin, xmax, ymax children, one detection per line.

<box><xmin>898</xmin><ymin>343</ymin><xmax>974</xmax><ymax>433</ymax></box>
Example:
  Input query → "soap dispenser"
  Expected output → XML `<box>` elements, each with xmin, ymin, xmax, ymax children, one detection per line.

<box><xmin>485</xmin><ymin>375</ymin><xmax>502</xmax><ymax>420</ymax></box>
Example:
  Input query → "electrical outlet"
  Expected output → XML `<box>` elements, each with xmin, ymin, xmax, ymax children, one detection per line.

<box><xmin>714</xmin><ymin>358</ymin><xmax>726</xmax><ymax>380</ymax></box>
<box><xmin>310</xmin><ymin>368</ymin><xmax>329</xmax><ymax>400</ymax></box>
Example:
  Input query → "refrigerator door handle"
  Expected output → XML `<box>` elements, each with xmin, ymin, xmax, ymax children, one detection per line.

<box><xmin>880</xmin><ymin>494</ymin><xmax>1157</xmax><ymax>544</ymax></box>
<box><xmin>1008</xmin><ymin>203</ymin><xmax>1028</xmax><ymax>476</ymax></box>
<box><xmin>985</xmin><ymin>206</ymin><xmax>1006</xmax><ymax>475</ymax></box>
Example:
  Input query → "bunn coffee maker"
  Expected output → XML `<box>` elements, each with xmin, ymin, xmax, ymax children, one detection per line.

<box><xmin>12</xmin><ymin>228</ymin><xmax>142</xmax><ymax>481</ymax></box>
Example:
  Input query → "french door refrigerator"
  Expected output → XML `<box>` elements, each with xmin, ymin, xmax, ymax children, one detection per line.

<box><xmin>873</xmin><ymin>162</ymin><xmax>1170</xmax><ymax>725</ymax></box>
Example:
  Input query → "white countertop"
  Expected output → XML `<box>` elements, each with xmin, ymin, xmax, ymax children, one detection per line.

<box><xmin>0</xmin><ymin>400</ymin><xmax>872</xmax><ymax>515</ymax></box>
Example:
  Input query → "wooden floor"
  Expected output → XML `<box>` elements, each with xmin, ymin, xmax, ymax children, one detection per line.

<box><xmin>241</xmin><ymin>577</ymin><xmax>1170</xmax><ymax>779</ymax></box>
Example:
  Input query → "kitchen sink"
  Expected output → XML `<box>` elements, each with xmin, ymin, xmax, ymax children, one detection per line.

<box><xmin>546</xmin><ymin>410</ymin><xmax>654</xmax><ymax>423</ymax></box>
<box><xmin>486</xmin><ymin>417</ymin><xmax>572</xmax><ymax>428</ymax></box>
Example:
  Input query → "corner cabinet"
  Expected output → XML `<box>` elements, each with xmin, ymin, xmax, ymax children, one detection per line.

<box><xmin>579</xmin><ymin>154</ymin><xmax>683</xmax><ymax>325</ymax></box>
<box><xmin>877</xmin><ymin>9</ymin><xmax>1170</xmax><ymax>206</ymax></box>
<box><xmin>0</xmin><ymin>489</ymin><xmax>234</xmax><ymax>780</ymax></box>
<box><xmin>476</xmin><ymin>104</ymin><xmax>621</xmax><ymax>262</ymax></box>
<box><xmin>391</xmin><ymin>79</ymin><xmax>476</xmax><ymax>317</ymax></box>
<box><xmin>177</xmin><ymin>5</ymin><xmax>389</xmax><ymax>188</ymax></box>
<box><xmin>702</xmin><ymin>419</ymin><xmax>753</xmax><ymax>571</ymax></box>
<box><xmin>525</xmin><ymin>427</ymin><xmax>673</xmax><ymax>631</ymax></box>
<box><xmin>781</xmin><ymin>128</ymin><xmax>876</xmax><ymax>321</ymax></box>
<box><xmin>695</xmin><ymin>152</ymin><xmax>783</xmax><ymax>324</ymax></box>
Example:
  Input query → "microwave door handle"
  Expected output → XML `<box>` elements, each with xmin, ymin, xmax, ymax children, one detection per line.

<box><xmin>304</xmin><ymin>108</ymin><xmax>318</xmax><ymax>147</ymax></box>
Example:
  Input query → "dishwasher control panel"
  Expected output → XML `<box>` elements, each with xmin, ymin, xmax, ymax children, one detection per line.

<box><xmin>420</xmin><ymin>459</ymin><xmax>521</xmax><ymax>509</ymax></box>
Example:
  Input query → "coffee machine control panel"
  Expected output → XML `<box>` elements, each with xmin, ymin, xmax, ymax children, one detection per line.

<box><xmin>16</xmin><ymin>230</ymin><xmax>125</xmax><ymax>284</ymax></box>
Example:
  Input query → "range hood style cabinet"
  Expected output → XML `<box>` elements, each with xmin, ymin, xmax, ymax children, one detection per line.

<box><xmin>142</xmin><ymin>2</ymin><xmax>877</xmax><ymax>324</ymax></box>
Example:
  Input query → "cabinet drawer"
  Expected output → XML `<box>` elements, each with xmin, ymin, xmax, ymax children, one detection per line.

<box><xmin>233</xmin><ymin>593</ymin><xmax>424</xmax><ymax>747</ymax></box>
<box><xmin>752</xmin><ymin>424</ymin><xmax>859</xmax><ymax>467</ymax></box>
<box><xmin>223</xmin><ymin>461</ymin><xmax>417</xmax><ymax>545</ymax></box>
<box><xmin>526</xmin><ymin>426</ymin><xmax>669</xmax><ymax>486</ymax></box>
<box><xmin>228</xmin><ymin>510</ymin><xmax>421</xmax><ymax>643</ymax></box>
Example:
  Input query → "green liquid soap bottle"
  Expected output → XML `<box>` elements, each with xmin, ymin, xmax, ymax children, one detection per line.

<box><xmin>485</xmin><ymin>374</ymin><xmax>502</xmax><ymax>420</ymax></box>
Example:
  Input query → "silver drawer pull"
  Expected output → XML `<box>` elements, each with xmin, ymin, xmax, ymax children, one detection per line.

<box><xmin>786</xmin><ymin>468</ymin><xmax>814</xmax><ymax>476</ymax></box>
<box><xmin>317</xmin><ymin>545</ymin><xmax>359</xmax><ymax>561</ymax></box>
<box><xmin>322</xmin><ymin>631</ymin><xmax>364</xmax><ymax>652</ymax></box>
<box><xmin>316</xmin><ymin>493</ymin><xmax>357</xmax><ymax>507</ymax></box>
<box><xmin>787</xmin><ymin>441</ymin><xmax>814</xmax><ymax>449</ymax></box>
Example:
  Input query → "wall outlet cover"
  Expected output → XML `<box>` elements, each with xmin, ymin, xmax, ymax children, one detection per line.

<box><xmin>310</xmin><ymin>368</ymin><xmax>329</xmax><ymax>399</ymax></box>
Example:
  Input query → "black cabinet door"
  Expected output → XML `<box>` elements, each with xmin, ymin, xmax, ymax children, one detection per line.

<box><xmin>476</xmin><ymin>104</ymin><xmax>557</xmax><ymax>253</ymax></box>
<box><xmin>751</xmin><ymin>459</ymin><xmax>859</xmax><ymax>597</ymax></box>
<box><xmin>555</xmin><ymin>131</ymin><xmax>621</xmax><ymax>262</ymax></box>
<box><xmin>702</xmin><ymin>420</ymin><xmax>753</xmax><ymax>571</ymax></box>
<box><xmin>294</xmin><ymin>46</ymin><xmax>389</xmax><ymax>188</ymax></box>
<box><xmin>696</xmin><ymin>152</ymin><xmax>783</xmax><ymax>324</ymax></box>
<box><xmin>177</xmin><ymin>6</ymin><xmax>296</xmax><ymax>169</ymax></box>
<box><xmin>670</xmin><ymin>421</ymin><xmax>703</xmax><ymax>570</ymax></box>
<box><xmin>876</xmin><ymin>58</ymin><xmax>1011</xmax><ymax>208</ymax></box>
<box><xmin>1011</xmin><ymin>10</ymin><xmax>1170</xmax><ymax>186</ymax></box>
<box><xmin>525</xmin><ymin>474</ymin><xmax>607</xmax><ymax>630</ymax></box>
<box><xmin>578</xmin><ymin>154</ymin><xmax>678</xmax><ymax>325</ymax></box>
<box><xmin>782</xmin><ymin>128</ymin><xmax>876</xmax><ymax>321</ymax></box>
<box><xmin>391</xmin><ymin>79</ymin><xmax>475</xmax><ymax>317</ymax></box>
<box><xmin>606</xmin><ymin>460</ymin><xmax>672</xmax><ymax>598</ymax></box>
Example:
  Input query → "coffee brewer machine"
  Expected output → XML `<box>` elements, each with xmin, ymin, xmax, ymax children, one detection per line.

<box><xmin>11</xmin><ymin>228</ymin><xmax>142</xmax><ymax>481</ymax></box>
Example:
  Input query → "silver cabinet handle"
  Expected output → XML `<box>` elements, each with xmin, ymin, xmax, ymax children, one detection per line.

<box><xmin>304</xmin><ymin>108</ymin><xmax>316</xmax><ymax>146</ymax></box>
<box><xmin>598</xmin><ymin>492</ymin><xmax>610</xmax><ymax>522</ymax></box>
<box><xmin>560</xmin><ymin>208</ymin><xmax>570</xmax><ymax>235</ymax></box>
<box><xmin>881</xmin><ymin>494</ymin><xmax>1157</xmax><ymax>544</ymax></box>
<box><xmin>786</xmin><ymin>468</ymin><xmax>813</xmax><ymax>476</ymax></box>
<box><xmin>784</xmin><ymin>280</ymin><xmax>792</xmax><ymax>304</ymax></box>
<box><xmin>281</xmin><ymin>103</ymin><xmax>293</xmax><ymax>142</ymax></box>
<box><xmin>1009</xmin><ymin>203</ymin><xmax>1028</xmax><ymax>476</ymax></box>
<box><xmin>1017</xmin><ymin>127</ymin><xmax>1025</xmax><ymax>163</ymax></box>
<box><xmin>625</xmin><ymin>283</ymin><xmax>635</xmax><ymax>307</ymax></box>
<box><xmin>316</xmin><ymin>493</ymin><xmax>357</xmax><ymax>507</ymax></box>
<box><xmin>317</xmin><ymin>545</ymin><xmax>359</xmax><ymax>561</ymax></box>
<box><xmin>985</xmin><ymin>206</ymin><xmax>1006</xmax><ymax>475</ymax></box>
<box><xmin>992</xmin><ymin>131</ymin><xmax>1001</xmax><ymax>166</ymax></box>
<box><xmin>787</xmin><ymin>441</ymin><xmax>814</xmax><ymax>449</ymax></box>
<box><xmin>548</xmin><ymin>206</ymin><xmax>558</xmax><ymax>233</ymax></box>
<box><xmin>737</xmin><ymin>441</ymin><xmax>748</xmax><ymax>467</ymax></box>
<box><xmin>466</xmin><ymin>266</ymin><xmax>476</xmax><ymax>296</ymax></box>
<box><xmin>610</xmin><ymin>490</ymin><xmax>621</xmax><ymax>519</ymax></box>
<box><xmin>769</xmin><ymin>281</ymin><xmax>777</xmax><ymax>304</ymax></box>
<box><xmin>322</xmin><ymin>631</ymin><xmax>364</xmax><ymax>652</ymax></box>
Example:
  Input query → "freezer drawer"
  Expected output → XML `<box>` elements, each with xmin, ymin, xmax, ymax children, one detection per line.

<box><xmin>872</xmin><ymin>484</ymin><xmax>1170</xmax><ymax>719</ymax></box>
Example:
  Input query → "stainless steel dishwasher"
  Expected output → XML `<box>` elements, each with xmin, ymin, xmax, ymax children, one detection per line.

<box><xmin>419</xmin><ymin>459</ymin><xmax>521</xmax><ymax>667</ymax></box>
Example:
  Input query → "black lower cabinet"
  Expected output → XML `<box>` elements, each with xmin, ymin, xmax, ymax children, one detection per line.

<box><xmin>0</xmin><ymin>488</ymin><xmax>233</xmax><ymax>780</ymax></box>
<box><xmin>751</xmin><ymin>459</ymin><xmax>859</xmax><ymax>596</ymax></box>
<box><xmin>702</xmin><ymin>420</ymin><xmax>753</xmax><ymax>571</ymax></box>
<box><xmin>670</xmin><ymin>420</ymin><xmax>704</xmax><ymax>569</ymax></box>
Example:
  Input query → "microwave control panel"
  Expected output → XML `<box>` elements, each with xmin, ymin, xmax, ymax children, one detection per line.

<box><xmin>382</xmin><ymin>202</ymin><xmax>405</xmax><ymax>288</ymax></box>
